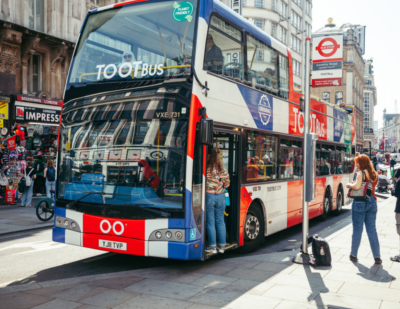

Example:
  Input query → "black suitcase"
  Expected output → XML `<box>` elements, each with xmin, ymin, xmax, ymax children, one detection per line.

<box><xmin>311</xmin><ymin>234</ymin><xmax>331</xmax><ymax>266</ymax></box>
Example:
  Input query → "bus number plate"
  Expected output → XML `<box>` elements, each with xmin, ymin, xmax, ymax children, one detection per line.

<box><xmin>99</xmin><ymin>239</ymin><xmax>127</xmax><ymax>251</ymax></box>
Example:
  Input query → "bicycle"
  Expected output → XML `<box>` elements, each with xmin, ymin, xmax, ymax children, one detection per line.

<box><xmin>35</xmin><ymin>190</ymin><xmax>55</xmax><ymax>221</ymax></box>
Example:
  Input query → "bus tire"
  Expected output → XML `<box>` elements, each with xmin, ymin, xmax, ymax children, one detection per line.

<box><xmin>333</xmin><ymin>190</ymin><xmax>343</xmax><ymax>216</ymax></box>
<box><xmin>238</xmin><ymin>203</ymin><xmax>264</xmax><ymax>253</ymax></box>
<box><xmin>319</xmin><ymin>195</ymin><xmax>331</xmax><ymax>221</ymax></box>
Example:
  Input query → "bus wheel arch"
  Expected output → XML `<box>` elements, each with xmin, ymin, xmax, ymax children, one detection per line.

<box><xmin>252</xmin><ymin>198</ymin><xmax>267</xmax><ymax>236</ymax></box>
<box><xmin>238</xmin><ymin>201</ymin><xmax>265</xmax><ymax>253</ymax></box>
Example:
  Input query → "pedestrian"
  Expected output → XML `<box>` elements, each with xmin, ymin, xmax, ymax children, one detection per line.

<box><xmin>34</xmin><ymin>155</ymin><xmax>45</xmax><ymax>195</ymax></box>
<box><xmin>391</xmin><ymin>157</ymin><xmax>396</xmax><ymax>171</ymax></box>
<box><xmin>21</xmin><ymin>161</ymin><xmax>36</xmax><ymax>207</ymax></box>
<box><xmin>390</xmin><ymin>169</ymin><xmax>400</xmax><ymax>262</ymax></box>
<box><xmin>346</xmin><ymin>154</ymin><xmax>381</xmax><ymax>264</ymax></box>
<box><xmin>44</xmin><ymin>159</ymin><xmax>56</xmax><ymax>198</ymax></box>
<box><xmin>205</xmin><ymin>147</ymin><xmax>230</xmax><ymax>254</ymax></box>
<box><xmin>373</xmin><ymin>157</ymin><xmax>379</xmax><ymax>172</ymax></box>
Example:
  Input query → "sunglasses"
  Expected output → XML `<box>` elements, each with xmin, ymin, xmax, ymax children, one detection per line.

<box><xmin>123</xmin><ymin>55</ymin><xmax>132</xmax><ymax>59</ymax></box>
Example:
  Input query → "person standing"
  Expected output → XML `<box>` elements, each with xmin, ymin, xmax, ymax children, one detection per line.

<box><xmin>390</xmin><ymin>169</ymin><xmax>400</xmax><ymax>262</ymax></box>
<box><xmin>346</xmin><ymin>154</ymin><xmax>381</xmax><ymax>264</ymax></box>
<box><xmin>34</xmin><ymin>155</ymin><xmax>45</xmax><ymax>194</ymax></box>
<box><xmin>391</xmin><ymin>157</ymin><xmax>396</xmax><ymax>173</ymax></box>
<box><xmin>205</xmin><ymin>147</ymin><xmax>230</xmax><ymax>254</ymax></box>
<box><xmin>44</xmin><ymin>160</ymin><xmax>56</xmax><ymax>198</ymax></box>
<box><xmin>373</xmin><ymin>157</ymin><xmax>379</xmax><ymax>172</ymax></box>
<box><xmin>21</xmin><ymin>161</ymin><xmax>36</xmax><ymax>207</ymax></box>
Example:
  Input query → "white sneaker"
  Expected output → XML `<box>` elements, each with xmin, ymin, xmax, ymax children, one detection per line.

<box><xmin>205</xmin><ymin>246</ymin><xmax>217</xmax><ymax>254</ymax></box>
<box><xmin>21</xmin><ymin>204</ymin><xmax>25</xmax><ymax>207</ymax></box>
<box><xmin>217</xmin><ymin>246</ymin><xmax>225</xmax><ymax>253</ymax></box>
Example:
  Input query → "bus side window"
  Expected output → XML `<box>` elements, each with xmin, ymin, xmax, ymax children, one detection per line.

<box><xmin>279</xmin><ymin>55</ymin><xmax>289</xmax><ymax>100</ymax></box>
<box><xmin>205</xmin><ymin>16</ymin><xmax>244</xmax><ymax>81</ymax></box>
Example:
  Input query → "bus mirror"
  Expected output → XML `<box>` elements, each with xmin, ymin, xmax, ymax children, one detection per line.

<box><xmin>199</xmin><ymin>119</ymin><xmax>213</xmax><ymax>145</ymax></box>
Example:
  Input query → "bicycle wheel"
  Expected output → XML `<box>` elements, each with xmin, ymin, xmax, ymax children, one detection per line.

<box><xmin>36</xmin><ymin>201</ymin><xmax>54</xmax><ymax>221</ymax></box>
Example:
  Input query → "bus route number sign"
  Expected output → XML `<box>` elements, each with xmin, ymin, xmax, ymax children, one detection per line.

<box><xmin>173</xmin><ymin>1</ymin><xmax>194</xmax><ymax>22</ymax></box>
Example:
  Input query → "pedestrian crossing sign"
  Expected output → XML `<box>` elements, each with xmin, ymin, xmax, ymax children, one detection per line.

<box><xmin>190</xmin><ymin>228</ymin><xmax>196</xmax><ymax>241</ymax></box>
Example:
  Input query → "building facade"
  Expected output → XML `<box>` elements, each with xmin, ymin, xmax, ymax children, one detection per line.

<box><xmin>0</xmin><ymin>0</ymin><xmax>125</xmax><ymax>101</ymax></box>
<box><xmin>310</xmin><ymin>21</ymin><xmax>366</xmax><ymax>153</ymax></box>
<box><xmin>363</xmin><ymin>59</ymin><xmax>377</xmax><ymax>151</ymax></box>
<box><xmin>221</xmin><ymin>0</ymin><xmax>312</xmax><ymax>90</ymax></box>
<box><xmin>382</xmin><ymin>109</ymin><xmax>400</xmax><ymax>153</ymax></box>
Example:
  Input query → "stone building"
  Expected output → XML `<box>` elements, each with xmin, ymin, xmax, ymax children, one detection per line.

<box><xmin>382</xmin><ymin>108</ymin><xmax>400</xmax><ymax>153</ymax></box>
<box><xmin>220</xmin><ymin>0</ymin><xmax>313</xmax><ymax>91</ymax></box>
<box><xmin>0</xmin><ymin>0</ymin><xmax>125</xmax><ymax>100</ymax></box>
<box><xmin>363</xmin><ymin>59</ymin><xmax>377</xmax><ymax>152</ymax></box>
<box><xmin>311</xmin><ymin>20</ymin><xmax>365</xmax><ymax>153</ymax></box>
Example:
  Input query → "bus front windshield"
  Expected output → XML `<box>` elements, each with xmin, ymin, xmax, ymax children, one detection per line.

<box><xmin>68</xmin><ymin>0</ymin><xmax>198</xmax><ymax>84</ymax></box>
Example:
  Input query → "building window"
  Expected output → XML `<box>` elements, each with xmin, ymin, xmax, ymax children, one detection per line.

<box><xmin>280</xmin><ymin>1</ymin><xmax>287</xmax><ymax>17</ymax></box>
<box><xmin>90</xmin><ymin>0</ymin><xmax>105</xmax><ymax>5</ymax></box>
<box><xmin>305</xmin><ymin>22</ymin><xmax>312</xmax><ymax>37</ymax></box>
<box><xmin>27</xmin><ymin>54</ymin><xmax>42</xmax><ymax>94</ymax></box>
<box><xmin>255</xmin><ymin>0</ymin><xmax>264</xmax><ymax>8</ymax></box>
<box><xmin>242</xmin><ymin>0</ymin><xmax>246</xmax><ymax>6</ymax></box>
<box><xmin>291</xmin><ymin>11</ymin><xmax>302</xmax><ymax>30</ymax></box>
<box><xmin>291</xmin><ymin>35</ymin><xmax>301</xmax><ymax>53</ymax></box>
<box><xmin>271</xmin><ymin>22</ymin><xmax>277</xmax><ymax>38</ymax></box>
<box><xmin>254</xmin><ymin>19</ymin><xmax>264</xmax><ymax>30</ymax></box>
<box><xmin>271</xmin><ymin>0</ymin><xmax>277</xmax><ymax>11</ymax></box>
<box><xmin>279</xmin><ymin>27</ymin><xmax>287</xmax><ymax>43</ymax></box>
<box><xmin>29</xmin><ymin>0</ymin><xmax>44</xmax><ymax>32</ymax></box>
<box><xmin>293</xmin><ymin>0</ymin><xmax>301</xmax><ymax>7</ymax></box>
<box><xmin>322</xmin><ymin>92</ymin><xmax>330</xmax><ymax>103</ymax></box>
<box><xmin>293</xmin><ymin>59</ymin><xmax>301</xmax><ymax>77</ymax></box>
<box><xmin>305</xmin><ymin>0</ymin><xmax>312</xmax><ymax>15</ymax></box>
<box><xmin>335</xmin><ymin>92</ymin><xmax>343</xmax><ymax>104</ymax></box>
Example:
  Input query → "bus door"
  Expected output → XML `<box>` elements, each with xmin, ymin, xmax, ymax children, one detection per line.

<box><xmin>205</xmin><ymin>130</ymin><xmax>240</xmax><ymax>258</ymax></box>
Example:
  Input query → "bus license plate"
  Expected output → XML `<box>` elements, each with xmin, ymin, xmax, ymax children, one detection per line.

<box><xmin>99</xmin><ymin>239</ymin><xmax>127</xmax><ymax>251</ymax></box>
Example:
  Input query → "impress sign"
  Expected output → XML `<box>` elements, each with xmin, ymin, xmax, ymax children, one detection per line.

<box><xmin>312</xmin><ymin>35</ymin><xmax>343</xmax><ymax>87</ymax></box>
<box><xmin>16</xmin><ymin>105</ymin><xmax>60</xmax><ymax>123</ymax></box>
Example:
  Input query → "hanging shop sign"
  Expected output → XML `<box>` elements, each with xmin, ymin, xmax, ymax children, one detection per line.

<box><xmin>15</xmin><ymin>105</ymin><xmax>61</xmax><ymax>123</ymax></box>
<box><xmin>16</xmin><ymin>95</ymin><xmax>63</xmax><ymax>106</ymax></box>
<box><xmin>0</xmin><ymin>101</ymin><xmax>9</xmax><ymax>119</ymax></box>
<box><xmin>7</xmin><ymin>136</ymin><xmax>16</xmax><ymax>149</ymax></box>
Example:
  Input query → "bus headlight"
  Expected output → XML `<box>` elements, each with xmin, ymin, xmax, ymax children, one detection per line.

<box><xmin>155</xmin><ymin>231</ymin><xmax>162</xmax><ymax>239</ymax></box>
<box><xmin>71</xmin><ymin>222</ymin><xmax>76</xmax><ymax>229</ymax></box>
<box><xmin>57</xmin><ymin>218</ymin><xmax>62</xmax><ymax>226</ymax></box>
<box><xmin>165</xmin><ymin>231</ymin><xmax>172</xmax><ymax>239</ymax></box>
<box><xmin>175</xmin><ymin>231</ymin><xmax>182</xmax><ymax>239</ymax></box>
<box><xmin>64</xmin><ymin>220</ymin><xmax>69</xmax><ymax>227</ymax></box>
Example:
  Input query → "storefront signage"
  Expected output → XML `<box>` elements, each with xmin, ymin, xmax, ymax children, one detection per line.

<box><xmin>96</xmin><ymin>61</ymin><xmax>164</xmax><ymax>81</ymax></box>
<box><xmin>16</xmin><ymin>95</ymin><xmax>63</xmax><ymax>106</ymax></box>
<box><xmin>15</xmin><ymin>105</ymin><xmax>61</xmax><ymax>123</ymax></box>
<box><xmin>0</xmin><ymin>101</ymin><xmax>9</xmax><ymax>119</ymax></box>
<box><xmin>0</xmin><ymin>119</ymin><xmax>4</xmax><ymax>128</ymax></box>
<box><xmin>312</xmin><ymin>34</ymin><xmax>343</xmax><ymax>87</ymax></box>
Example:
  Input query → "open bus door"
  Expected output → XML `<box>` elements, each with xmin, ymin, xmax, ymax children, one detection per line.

<box><xmin>204</xmin><ymin>129</ymin><xmax>241</xmax><ymax>259</ymax></box>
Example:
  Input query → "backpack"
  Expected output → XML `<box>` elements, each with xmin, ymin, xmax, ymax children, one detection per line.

<box><xmin>35</xmin><ymin>160</ymin><xmax>44</xmax><ymax>173</ymax></box>
<box><xmin>19</xmin><ymin>169</ymin><xmax>33</xmax><ymax>193</ymax></box>
<box><xmin>311</xmin><ymin>234</ymin><xmax>331</xmax><ymax>267</ymax></box>
<box><xmin>47</xmin><ymin>167</ymin><xmax>56</xmax><ymax>181</ymax></box>
<box><xmin>25</xmin><ymin>168</ymin><xmax>33</xmax><ymax>187</ymax></box>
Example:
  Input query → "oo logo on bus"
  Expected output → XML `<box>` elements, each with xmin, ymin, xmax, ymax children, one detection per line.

<box><xmin>100</xmin><ymin>220</ymin><xmax>124</xmax><ymax>235</ymax></box>
<box><xmin>258</xmin><ymin>95</ymin><xmax>272</xmax><ymax>126</ymax></box>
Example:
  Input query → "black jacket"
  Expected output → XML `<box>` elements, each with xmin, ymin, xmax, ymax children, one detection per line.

<box><xmin>204</xmin><ymin>44</ymin><xmax>223</xmax><ymax>72</ymax></box>
<box><xmin>390</xmin><ymin>178</ymin><xmax>400</xmax><ymax>213</ymax></box>
<box><xmin>391</xmin><ymin>159</ymin><xmax>396</xmax><ymax>167</ymax></box>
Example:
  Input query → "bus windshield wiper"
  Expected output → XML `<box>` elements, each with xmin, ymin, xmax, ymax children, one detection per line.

<box><xmin>66</xmin><ymin>192</ymin><xmax>130</xmax><ymax>210</ymax></box>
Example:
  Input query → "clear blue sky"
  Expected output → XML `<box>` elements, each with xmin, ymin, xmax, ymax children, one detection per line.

<box><xmin>313</xmin><ymin>0</ymin><xmax>398</xmax><ymax>128</ymax></box>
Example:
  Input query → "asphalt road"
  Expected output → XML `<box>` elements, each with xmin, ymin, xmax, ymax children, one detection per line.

<box><xmin>0</xmin><ymin>200</ymin><xmax>367</xmax><ymax>288</ymax></box>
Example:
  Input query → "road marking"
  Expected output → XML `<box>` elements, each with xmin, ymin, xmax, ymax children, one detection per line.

<box><xmin>0</xmin><ymin>240</ymin><xmax>65</xmax><ymax>255</ymax></box>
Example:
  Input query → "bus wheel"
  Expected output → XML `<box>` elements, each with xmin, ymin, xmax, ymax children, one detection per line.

<box><xmin>238</xmin><ymin>203</ymin><xmax>264</xmax><ymax>253</ymax></box>
<box><xmin>333</xmin><ymin>191</ymin><xmax>343</xmax><ymax>216</ymax></box>
<box><xmin>319</xmin><ymin>195</ymin><xmax>331</xmax><ymax>221</ymax></box>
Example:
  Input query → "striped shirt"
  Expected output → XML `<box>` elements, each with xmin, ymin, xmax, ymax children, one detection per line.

<box><xmin>206</xmin><ymin>165</ymin><xmax>230</xmax><ymax>194</ymax></box>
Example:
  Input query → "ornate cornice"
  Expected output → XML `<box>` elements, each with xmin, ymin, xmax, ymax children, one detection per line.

<box><xmin>0</xmin><ymin>26</ymin><xmax>22</xmax><ymax>57</ymax></box>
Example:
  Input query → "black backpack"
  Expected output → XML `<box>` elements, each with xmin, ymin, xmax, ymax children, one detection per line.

<box><xmin>35</xmin><ymin>160</ymin><xmax>44</xmax><ymax>173</ymax></box>
<box><xmin>311</xmin><ymin>235</ymin><xmax>331</xmax><ymax>266</ymax></box>
<box><xmin>18</xmin><ymin>178</ymin><xmax>26</xmax><ymax>193</ymax></box>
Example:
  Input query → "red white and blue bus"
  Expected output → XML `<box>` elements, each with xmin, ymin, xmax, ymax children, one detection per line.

<box><xmin>53</xmin><ymin>0</ymin><xmax>356</xmax><ymax>260</ymax></box>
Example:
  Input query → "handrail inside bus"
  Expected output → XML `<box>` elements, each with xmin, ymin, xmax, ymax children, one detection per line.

<box><xmin>78</xmin><ymin>65</ymin><xmax>191</xmax><ymax>82</ymax></box>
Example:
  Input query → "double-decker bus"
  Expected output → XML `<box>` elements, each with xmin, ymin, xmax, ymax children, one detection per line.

<box><xmin>53</xmin><ymin>0</ymin><xmax>356</xmax><ymax>260</ymax></box>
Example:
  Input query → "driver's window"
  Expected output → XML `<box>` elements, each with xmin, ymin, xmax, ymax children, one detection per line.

<box><xmin>204</xmin><ymin>16</ymin><xmax>244</xmax><ymax>81</ymax></box>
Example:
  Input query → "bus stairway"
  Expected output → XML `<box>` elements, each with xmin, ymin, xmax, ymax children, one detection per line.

<box><xmin>205</xmin><ymin>243</ymin><xmax>238</xmax><ymax>259</ymax></box>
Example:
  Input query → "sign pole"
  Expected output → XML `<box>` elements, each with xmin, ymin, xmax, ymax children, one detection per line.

<box><xmin>293</xmin><ymin>37</ymin><xmax>313</xmax><ymax>265</ymax></box>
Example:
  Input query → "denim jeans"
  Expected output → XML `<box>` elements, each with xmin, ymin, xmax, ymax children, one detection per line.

<box><xmin>46</xmin><ymin>180</ymin><xmax>55</xmax><ymax>198</ymax></box>
<box><xmin>206</xmin><ymin>193</ymin><xmax>226</xmax><ymax>247</ymax></box>
<box><xmin>21</xmin><ymin>180</ymin><xmax>34</xmax><ymax>206</ymax></box>
<box><xmin>351</xmin><ymin>195</ymin><xmax>381</xmax><ymax>258</ymax></box>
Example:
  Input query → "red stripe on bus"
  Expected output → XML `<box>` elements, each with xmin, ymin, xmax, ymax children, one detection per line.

<box><xmin>187</xmin><ymin>94</ymin><xmax>204</xmax><ymax>159</ymax></box>
<box><xmin>287</xmin><ymin>48</ymin><xmax>295</xmax><ymax>104</ymax></box>
<box><xmin>57</xmin><ymin>100</ymin><xmax>63</xmax><ymax>153</ymax></box>
<box><xmin>114</xmin><ymin>0</ymin><xmax>147</xmax><ymax>7</ymax></box>
<box><xmin>240</xmin><ymin>187</ymin><xmax>253</xmax><ymax>246</ymax></box>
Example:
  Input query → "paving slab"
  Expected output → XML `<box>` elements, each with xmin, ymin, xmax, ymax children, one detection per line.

<box><xmin>312</xmin><ymin>293</ymin><xmax>382</xmax><ymax>309</ymax></box>
<box><xmin>113</xmin><ymin>294</ymin><xmax>193</xmax><ymax>309</ymax></box>
<box><xmin>223</xmin><ymin>293</ymin><xmax>282</xmax><ymax>309</ymax></box>
<box><xmin>262</xmin><ymin>284</ymin><xmax>319</xmax><ymax>304</ymax></box>
<box><xmin>124</xmin><ymin>278</ymin><xmax>204</xmax><ymax>300</ymax></box>
<box><xmin>81</xmin><ymin>289</ymin><xmax>139</xmax><ymax>308</ymax></box>
<box><xmin>186</xmin><ymin>288</ymin><xmax>243</xmax><ymax>307</ymax></box>
<box><xmin>274</xmin><ymin>300</ymin><xmax>325</xmax><ymax>309</ymax></box>
<box><xmin>381</xmin><ymin>301</ymin><xmax>400</xmax><ymax>309</ymax></box>
<box><xmin>190</xmin><ymin>275</ymin><xmax>238</xmax><ymax>289</ymax></box>
<box><xmin>0</xmin><ymin>291</ymin><xmax>53</xmax><ymax>309</ymax></box>
<box><xmin>52</xmin><ymin>284</ymin><xmax>108</xmax><ymax>302</ymax></box>
<box><xmin>338</xmin><ymin>282</ymin><xmax>400</xmax><ymax>302</ymax></box>
<box><xmin>30</xmin><ymin>298</ymin><xmax>81</xmax><ymax>309</ymax></box>
<box><xmin>222</xmin><ymin>267</ymin><xmax>277</xmax><ymax>282</ymax></box>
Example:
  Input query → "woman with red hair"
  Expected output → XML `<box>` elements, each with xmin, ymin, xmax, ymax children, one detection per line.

<box><xmin>346</xmin><ymin>154</ymin><xmax>381</xmax><ymax>264</ymax></box>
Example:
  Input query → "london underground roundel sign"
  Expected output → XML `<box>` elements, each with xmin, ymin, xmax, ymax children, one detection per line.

<box><xmin>315</xmin><ymin>38</ymin><xmax>341</xmax><ymax>58</ymax></box>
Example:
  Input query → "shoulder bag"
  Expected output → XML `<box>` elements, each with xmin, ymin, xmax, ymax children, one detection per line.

<box><xmin>347</xmin><ymin>170</ymin><xmax>372</xmax><ymax>200</ymax></box>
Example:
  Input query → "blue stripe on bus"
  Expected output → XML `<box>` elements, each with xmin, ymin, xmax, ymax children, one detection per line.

<box><xmin>80</xmin><ymin>13</ymin><xmax>90</xmax><ymax>34</ymax></box>
<box><xmin>91</xmin><ymin>8</ymin><xmax>98</xmax><ymax>13</ymax></box>
<box><xmin>52</xmin><ymin>227</ymin><xmax>65</xmax><ymax>243</ymax></box>
<box><xmin>168</xmin><ymin>240</ymin><xmax>202</xmax><ymax>260</ymax></box>
<box><xmin>168</xmin><ymin>219</ymin><xmax>185</xmax><ymax>229</ymax></box>
<box><xmin>54</xmin><ymin>207</ymin><xmax>66</xmax><ymax>217</ymax></box>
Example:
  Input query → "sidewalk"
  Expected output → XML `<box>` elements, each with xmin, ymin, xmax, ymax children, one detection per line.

<box><xmin>1</xmin><ymin>197</ymin><xmax>400</xmax><ymax>309</ymax></box>
<box><xmin>0</xmin><ymin>197</ymin><xmax>53</xmax><ymax>235</ymax></box>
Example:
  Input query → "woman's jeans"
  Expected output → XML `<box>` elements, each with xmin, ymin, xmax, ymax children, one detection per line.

<box><xmin>46</xmin><ymin>180</ymin><xmax>55</xmax><ymax>198</ymax></box>
<box><xmin>351</xmin><ymin>195</ymin><xmax>381</xmax><ymax>258</ymax></box>
<box><xmin>21</xmin><ymin>180</ymin><xmax>34</xmax><ymax>206</ymax></box>
<box><xmin>206</xmin><ymin>193</ymin><xmax>226</xmax><ymax>247</ymax></box>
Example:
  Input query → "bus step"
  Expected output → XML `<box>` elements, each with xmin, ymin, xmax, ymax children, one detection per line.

<box><xmin>205</xmin><ymin>243</ymin><xmax>238</xmax><ymax>259</ymax></box>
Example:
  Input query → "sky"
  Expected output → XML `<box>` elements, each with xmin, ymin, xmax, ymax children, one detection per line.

<box><xmin>313</xmin><ymin>0</ymin><xmax>399</xmax><ymax>129</ymax></box>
